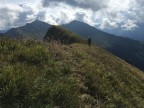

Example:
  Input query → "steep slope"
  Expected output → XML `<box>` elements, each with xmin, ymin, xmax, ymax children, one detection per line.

<box><xmin>0</xmin><ymin>37</ymin><xmax>144</xmax><ymax>108</ymax></box>
<box><xmin>44</xmin><ymin>26</ymin><xmax>86</xmax><ymax>44</ymax></box>
<box><xmin>5</xmin><ymin>20</ymin><xmax>51</xmax><ymax>39</ymax></box>
<box><xmin>63</xmin><ymin>20</ymin><xmax>144</xmax><ymax>71</ymax></box>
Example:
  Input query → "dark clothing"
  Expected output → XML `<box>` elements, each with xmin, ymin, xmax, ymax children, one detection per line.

<box><xmin>88</xmin><ymin>38</ymin><xmax>91</xmax><ymax>47</ymax></box>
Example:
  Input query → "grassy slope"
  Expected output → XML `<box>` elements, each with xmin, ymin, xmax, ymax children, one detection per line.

<box><xmin>0</xmin><ymin>38</ymin><xmax>144</xmax><ymax>108</ymax></box>
<box><xmin>44</xmin><ymin>26</ymin><xmax>86</xmax><ymax>44</ymax></box>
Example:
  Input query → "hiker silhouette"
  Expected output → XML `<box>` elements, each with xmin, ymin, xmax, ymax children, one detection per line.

<box><xmin>1</xmin><ymin>42</ymin><xmax>5</xmax><ymax>50</ymax></box>
<box><xmin>88</xmin><ymin>37</ymin><xmax>91</xmax><ymax>47</ymax></box>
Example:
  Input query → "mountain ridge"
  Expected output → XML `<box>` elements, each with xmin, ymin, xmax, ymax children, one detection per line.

<box><xmin>102</xmin><ymin>23</ymin><xmax>144</xmax><ymax>42</ymax></box>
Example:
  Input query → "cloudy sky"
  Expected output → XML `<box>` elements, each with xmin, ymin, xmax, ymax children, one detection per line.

<box><xmin>0</xmin><ymin>0</ymin><xmax>144</xmax><ymax>30</ymax></box>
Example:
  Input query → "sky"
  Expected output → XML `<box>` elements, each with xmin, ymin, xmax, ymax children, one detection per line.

<box><xmin>0</xmin><ymin>0</ymin><xmax>144</xmax><ymax>30</ymax></box>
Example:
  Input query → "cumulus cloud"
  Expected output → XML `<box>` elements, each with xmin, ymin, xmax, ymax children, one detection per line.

<box><xmin>0</xmin><ymin>2</ymin><xmax>36</xmax><ymax>29</ymax></box>
<box><xmin>18</xmin><ymin>3</ymin><xmax>36</xmax><ymax>23</ymax></box>
<box><xmin>40</xmin><ymin>0</ymin><xmax>144</xmax><ymax>30</ymax></box>
<box><xmin>121</xmin><ymin>19</ymin><xmax>138</xmax><ymax>30</ymax></box>
<box><xmin>75</xmin><ymin>12</ymin><xmax>86</xmax><ymax>21</ymax></box>
<box><xmin>0</xmin><ymin>2</ymin><xmax>23</xmax><ymax>29</ymax></box>
<box><xmin>135</xmin><ymin>0</ymin><xmax>144</xmax><ymax>7</ymax></box>
<box><xmin>42</xmin><ymin>4</ymin><xmax>76</xmax><ymax>25</ymax></box>
<box><xmin>100</xmin><ymin>18</ymin><xmax>118</xmax><ymax>29</ymax></box>
<box><xmin>0</xmin><ymin>0</ymin><xmax>144</xmax><ymax>31</ymax></box>
<box><xmin>42</xmin><ymin>0</ymin><xmax>109</xmax><ymax>11</ymax></box>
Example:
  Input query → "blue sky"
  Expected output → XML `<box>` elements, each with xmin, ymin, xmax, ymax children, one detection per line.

<box><xmin>0</xmin><ymin>0</ymin><xmax>144</xmax><ymax>31</ymax></box>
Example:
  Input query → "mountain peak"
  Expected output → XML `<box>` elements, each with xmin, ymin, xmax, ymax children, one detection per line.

<box><xmin>5</xmin><ymin>19</ymin><xmax>51</xmax><ymax>39</ymax></box>
<box><xmin>33</xmin><ymin>19</ymin><xmax>40</xmax><ymax>22</ymax></box>
<box><xmin>67</xmin><ymin>20</ymin><xmax>95</xmax><ymax>29</ymax></box>
<box><xmin>30</xmin><ymin>20</ymin><xmax>46</xmax><ymax>24</ymax></box>
<box><xmin>23</xmin><ymin>20</ymin><xmax>50</xmax><ymax>28</ymax></box>
<box><xmin>70</xmin><ymin>20</ymin><xmax>84</xmax><ymax>24</ymax></box>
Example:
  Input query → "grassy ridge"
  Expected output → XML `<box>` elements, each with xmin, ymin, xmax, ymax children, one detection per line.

<box><xmin>0</xmin><ymin>38</ymin><xmax>144</xmax><ymax>108</ymax></box>
<box><xmin>44</xmin><ymin>26</ymin><xmax>86</xmax><ymax>44</ymax></box>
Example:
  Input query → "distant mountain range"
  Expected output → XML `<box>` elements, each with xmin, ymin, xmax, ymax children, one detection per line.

<box><xmin>102</xmin><ymin>23</ymin><xmax>144</xmax><ymax>42</ymax></box>
<box><xmin>2</xmin><ymin>20</ymin><xmax>144</xmax><ymax>71</ymax></box>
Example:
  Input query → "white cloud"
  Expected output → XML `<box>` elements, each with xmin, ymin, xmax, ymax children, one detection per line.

<box><xmin>0</xmin><ymin>2</ymin><xmax>23</xmax><ymax>29</ymax></box>
<box><xmin>100</xmin><ymin>18</ymin><xmax>118</xmax><ymax>29</ymax></box>
<box><xmin>0</xmin><ymin>0</ymin><xmax>43</xmax><ymax>30</ymax></box>
<box><xmin>42</xmin><ymin>0</ymin><xmax>109</xmax><ymax>11</ymax></box>
<box><xmin>121</xmin><ymin>19</ymin><xmax>138</xmax><ymax>30</ymax></box>
<box><xmin>0</xmin><ymin>0</ymin><xmax>144</xmax><ymax>31</ymax></box>
<box><xmin>42</xmin><ymin>3</ymin><xmax>76</xmax><ymax>25</ymax></box>
<box><xmin>40</xmin><ymin>0</ymin><xmax>144</xmax><ymax>30</ymax></box>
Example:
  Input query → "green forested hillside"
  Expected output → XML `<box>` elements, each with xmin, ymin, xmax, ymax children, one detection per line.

<box><xmin>0</xmin><ymin>37</ymin><xmax>144</xmax><ymax>108</ymax></box>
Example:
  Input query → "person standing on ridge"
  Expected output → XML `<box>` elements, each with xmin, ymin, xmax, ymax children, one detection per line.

<box><xmin>88</xmin><ymin>37</ymin><xmax>91</xmax><ymax>47</ymax></box>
